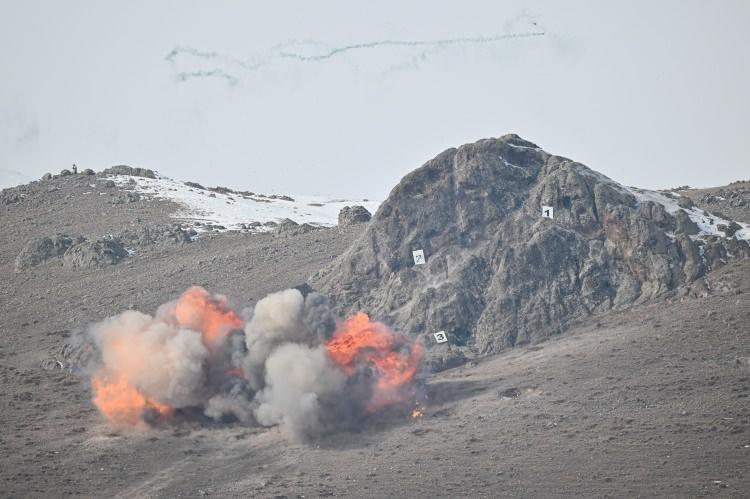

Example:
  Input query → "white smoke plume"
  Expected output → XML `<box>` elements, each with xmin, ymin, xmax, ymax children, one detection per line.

<box><xmin>243</xmin><ymin>289</ymin><xmax>307</xmax><ymax>390</ymax></box>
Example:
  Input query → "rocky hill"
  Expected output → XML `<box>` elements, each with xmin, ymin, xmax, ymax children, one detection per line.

<box><xmin>313</xmin><ymin>135</ymin><xmax>750</xmax><ymax>370</ymax></box>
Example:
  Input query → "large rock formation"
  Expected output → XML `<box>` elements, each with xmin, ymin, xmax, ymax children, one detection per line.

<box><xmin>62</xmin><ymin>238</ymin><xmax>128</xmax><ymax>269</ymax></box>
<box><xmin>14</xmin><ymin>235</ymin><xmax>82</xmax><ymax>271</ymax></box>
<box><xmin>312</xmin><ymin>135</ymin><xmax>750</xmax><ymax>363</ymax></box>
<box><xmin>338</xmin><ymin>205</ymin><xmax>372</xmax><ymax>226</ymax></box>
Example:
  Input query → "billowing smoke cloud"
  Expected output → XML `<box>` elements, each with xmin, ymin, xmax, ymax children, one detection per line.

<box><xmin>72</xmin><ymin>286</ymin><xmax>424</xmax><ymax>440</ymax></box>
<box><xmin>91</xmin><ymin>310</ymin><xmax>207</xmax><ymax>408</ymax></box>
<box><xmin>254</xmin><ymin>343</ymin><xmax>346</xmax><ymax>438</ymax></box>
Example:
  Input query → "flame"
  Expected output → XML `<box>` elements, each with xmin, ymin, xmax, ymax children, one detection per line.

<box><xmin>174</xmin><ymin>286</ymin><xmax>243</xmax><ymax>347</ymax></box>
<box><xmin>411</xmin><ymin>408</ymin><xmax>424</xmax><ymax>418</ymax></box>
<box><xmin>325</xmin><ymin>312</ymin><xmax>423</xmax><ymax>411</ymax></box>
<box><xmin>91</xmin><ymin>371</ymin><xmax>172</xmax><ymax>425</ymax></box>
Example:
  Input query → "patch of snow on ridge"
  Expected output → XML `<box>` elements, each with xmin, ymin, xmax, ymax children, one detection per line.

<box><xmin>110</xmin><ymin>174</ymin><xmax>380</xmax><ymax>232</ymax></box>
<box><xmin>626</xmin><ymin>187</ymin><xmax>750</xmax><ymax>242</ymax></box>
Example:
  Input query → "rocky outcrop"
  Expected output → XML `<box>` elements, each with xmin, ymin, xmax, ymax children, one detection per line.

<box><xmin>15</xmin><ymin>233</ymin><xmax>133</xmax><ymax>271</ymax></box>
<box><xmin>62</xmin><ymin>239</ymin><xmax>128</xmax><ymax>269</ymax></box>
<box><xmin>14</xmin><ymin>235</ymin><xmax>82</xmax><ymax>271</ymax></box>
<box><xmin>117</xmin><ymin>224</ymin><xmax>196</xmax><ymax>247</ymax></box>
<box><xmin>313</xmin><ymin>135</ymin><xmax>750</xmax><ymax>363</ymax></box>
<box><xmin>274</xmin><ymin>218</ymin><xmax>319</xmax><ymax>236</ymax></box>
<box><xmin>101</xmin><ymin>165</ymin><xmax>156</xmax><ymax>179</ymax></box>
<box><xmin>338</xmin><ymin>206</ymin><xmax>372</xmax><ymax>226</ymax></box>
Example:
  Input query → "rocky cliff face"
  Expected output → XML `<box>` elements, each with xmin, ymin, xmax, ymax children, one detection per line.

<box><xmin>312</xmin><ymin>135</ymin><xmax>750</xmax><ymax>365</ymax></box>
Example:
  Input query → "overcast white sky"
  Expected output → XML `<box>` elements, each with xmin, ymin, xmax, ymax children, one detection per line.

<box><xmin>1</xmin><ymin>1</ymin><xmax>748</xmax><ymax>197</ymax></box>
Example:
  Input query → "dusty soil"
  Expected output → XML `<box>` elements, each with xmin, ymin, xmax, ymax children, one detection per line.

<box><xmin>1</xmin><ymin>176</ymin><xmax>749</xmax><ymax>497</ymax></box>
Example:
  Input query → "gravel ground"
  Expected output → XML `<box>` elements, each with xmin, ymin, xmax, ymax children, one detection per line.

<box><xmin>1</xmin><ymin>175</ymin><xmax>749</xmax><ymax>497</ymax></box>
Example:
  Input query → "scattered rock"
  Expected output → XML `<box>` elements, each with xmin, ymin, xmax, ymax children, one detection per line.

<box><xmin>185</xmin><ymin>181</ymin><xmax>206</xmax><ymax>190</ymax></box>
<box><xmin>41</xmin><ymin>173</ymin><xmax>53</xmax><ymax>181</ymax></box>
<box><xmin>101</xmin><ymin>165</ymin><xmax>156</xmax><ymax>179</ymax></box>
<box><xmin>338</xmin><ymin>205</ymin><xmax>372</xmax><ymax>226</ymax></box>
<box><xmin>269</xmin><ymin>194</ymin><xmax>295</xmax><ymax>202</ymax></box>
<box><xmin>118</xmin><ymin>224</ymin><xmax>195</xmax><ymax>247</ymax></box>
<box><xmin>59</xmin><ymin>169</ymin><xmax>72</xmax><ymax>176</ymax></box>
<box><xmin>103</xmin><ymin>180</ymin><xmax>116</xmax><ymax>188</ymax></box>
<box><xmin>207</xmin><ymin>186</ymin><xmax>233</xmax><ymax>194</ymax></box>
<box><xmin>82</xmin><ymin>168</ymin><xmax>95</xmax><ymax>176</ymax></box>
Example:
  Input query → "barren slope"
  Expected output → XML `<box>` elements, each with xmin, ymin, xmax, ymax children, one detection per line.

<box><xmin>1</xmin><ymin>174</ymin><xmax>749</xmax><ymax>497</ymax></box>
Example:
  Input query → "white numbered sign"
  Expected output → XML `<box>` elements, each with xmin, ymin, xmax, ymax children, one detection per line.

<box><xmin>542</xmin><ymin>205</ymin><xmax>554</xmax><ymax>219</ymax></box>
<box><xmin>433</xmin><ymin>331</ymin><xmax>448</xmax><ymax>343</ymax></box>
<box><xmin>412</xmin><ymin>249</ymin><xmax>426</xmax><ymax>265</ymax></box>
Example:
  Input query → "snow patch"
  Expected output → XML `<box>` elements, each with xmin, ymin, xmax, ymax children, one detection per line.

<box><xmin>626</xmin><ymin>187</ymin><xmax>750</xmax><ymax>242</ymax></box>
<box><xmin>110</xmin><ymin>174</ymin><xmax>380</xmax><ymax>232</ymax></box>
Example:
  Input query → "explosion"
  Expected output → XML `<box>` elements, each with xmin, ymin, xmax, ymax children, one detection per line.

<box><xmin>77</xmin><ymin>286</ymin><xmax>424</xmax><ymax>438</ymax></box>
<box><xmin>326</xmin><ymin>312</ymin><xmax>423</xmax><ymax>411</ymax></box>
<box><xmin>92</xmin><ymin>372</ymin><xmax>172</xmax><ymax>425</ymax></box>
<box><xmin>173</xmin><ymin>286</ymin><xmax>243</xmax><ymax>347</ymax></box>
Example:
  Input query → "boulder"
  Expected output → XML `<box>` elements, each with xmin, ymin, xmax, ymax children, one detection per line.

<box><xmin>338</xmin><ymin>205</ymin><xmax>372</xmax><ymax>226</ymax></box>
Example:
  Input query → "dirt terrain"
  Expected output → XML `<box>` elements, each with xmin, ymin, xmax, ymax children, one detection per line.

<box><xmin>1</xmin><ymin>173</ymin><xmax>749</xmax><ymax>497</ymax></box>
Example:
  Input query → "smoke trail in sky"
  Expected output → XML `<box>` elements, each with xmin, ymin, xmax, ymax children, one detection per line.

<box><xmin>166</xmin><ymin>30</ymin><xmax>545</xmax><ymax>85</ymax></box>
<box><xmin>277</xmin><ymin>32</ymin><xmax>545</xmax><ymax>62</ymax></box>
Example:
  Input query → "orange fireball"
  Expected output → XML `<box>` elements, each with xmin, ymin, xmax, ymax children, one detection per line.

<box><xmin>91</xmin><ymin>371</ymin><xmax>172</xmax><ymax>425</ymax></box>
<box><xmin>325</xmin><ymin>312</ymin><xmax>423</xmax><ymax>411</ymax></box>
<box><xmin>174</xmin><ymin>286</ymin><xmax>243</xmax><ymax>347</ymax></box>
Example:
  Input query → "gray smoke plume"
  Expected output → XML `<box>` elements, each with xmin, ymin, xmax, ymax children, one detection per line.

<box><xmin>253</xmin><ymin>343</ymin><xmax>345</xmax><ymax>438</ymax></box>
<box><xmin>302</xmin><ymin>292</ymin><xmax>336</xmax><ymax>341</ymax></box>
<box><xmin>242</xmin><ymin>288</ymin><xmax>307</xmax><ymax>390</ymax></box>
